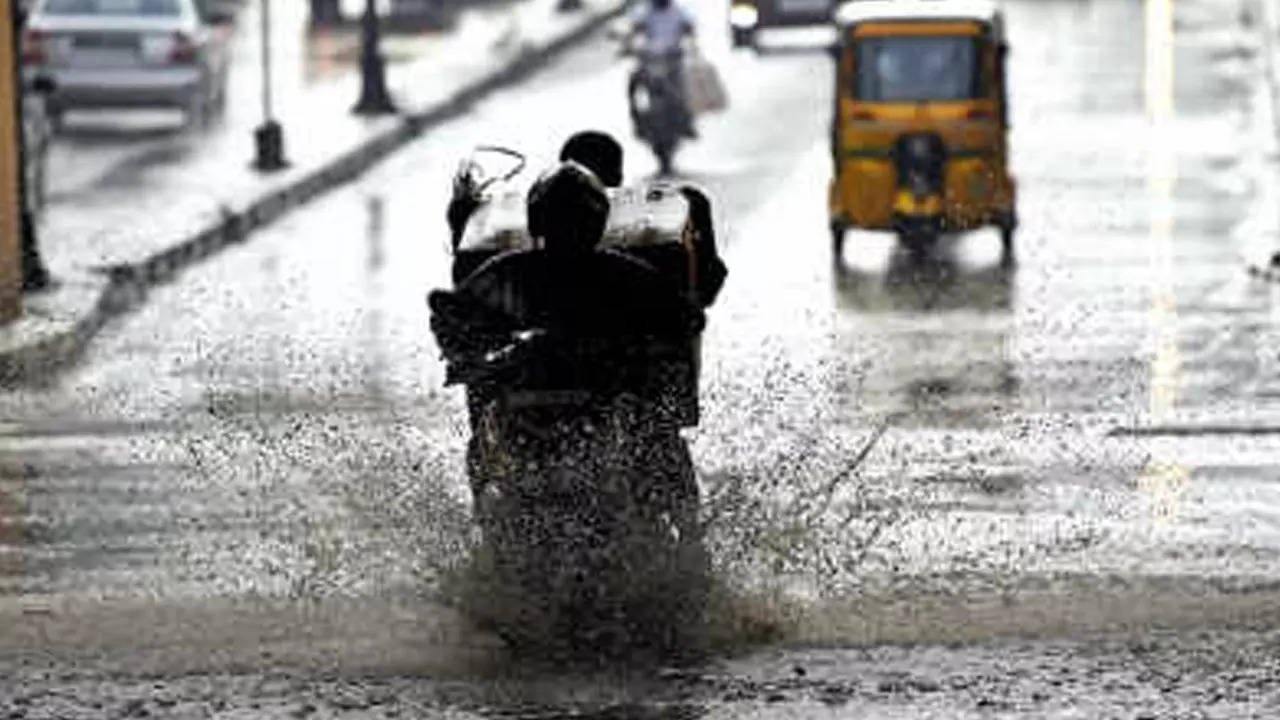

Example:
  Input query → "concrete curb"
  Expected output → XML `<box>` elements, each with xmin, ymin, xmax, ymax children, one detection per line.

<box><xmin>0</xmin><ymin>1</ymin><xmax>629</xmax><ymax>387</ymax></box>
<box><xmin>0</xmin><ymin>275</ymin><xmax>106</xmax><ymax>385</ymax></box>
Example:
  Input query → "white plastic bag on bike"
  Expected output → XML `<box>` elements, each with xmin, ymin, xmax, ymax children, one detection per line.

<box><xmin>683</xmin><ymin>49</ymin><xmax>728</xmax><ymax>115</ymax></box>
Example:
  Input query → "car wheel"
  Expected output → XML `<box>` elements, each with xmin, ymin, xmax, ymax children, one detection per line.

<box><xmin>213</xmin><ymin>70</ymin><xmax>229</xmax><ymax>115</ymax></box>
<box><xmin>184</xmin><ymin>89</ymin><xmax>209</xmax><ymax>130</ymax></box>
<box><xmin>731</xmin><ymin>27</ymin><xmax>755</xmax><ymax>49</ymax></box>
<box><xmin>655</xmin><ymin>144</ymin><xmax>674</xmax><ymax>175</ymax></box>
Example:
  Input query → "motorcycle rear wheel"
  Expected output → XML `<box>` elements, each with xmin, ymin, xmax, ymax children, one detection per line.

<box><xmin>468</xmin><ymin>430</ymin><xmax>707</xmax><ymax>656</ymax></box>
<box><xmin>654</xmin><ymin>142</ymin><xmax>676</xmax><ymax>176</ymax></box>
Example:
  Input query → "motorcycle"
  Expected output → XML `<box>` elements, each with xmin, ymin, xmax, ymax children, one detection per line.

<box><xmin>620</xmin><ymin>39</ymin><xmax>692</xmax><ymax>176</ymax></box>
<box><xmin>428</xmin><ymin>301</ymin><xmax>710</xmax><ymax>655</ymax></box>
<box><xmin>430</xmin><ymin>155</ymin><xmax>717</xmax><ymax>654</ymax></box>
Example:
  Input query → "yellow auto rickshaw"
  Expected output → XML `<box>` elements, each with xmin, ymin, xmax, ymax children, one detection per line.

<box><xmin>828</xmin><ymin>0</ymin><xmax>1016</xmax><ymax>259</ymax></box>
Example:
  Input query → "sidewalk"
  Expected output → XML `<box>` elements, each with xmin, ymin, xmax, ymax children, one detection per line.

<box><xmin>0</xmin><ymin>0</ymin><xmax>628</xmax><ymax>383</ymax></box>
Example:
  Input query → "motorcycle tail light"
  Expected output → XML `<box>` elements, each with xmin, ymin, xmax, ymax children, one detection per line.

<box><xmin>21</xmin><ymin>30</ymin><xmax>47</xmax><ymax>64</ymax></box>
<box><xmin>169</xmin><ymin>31</ymin><xmax>198</xmax><ymax>64</ymax></box>
<box><xmin>851</xmin><ymin>109</ymin><xmax>875</xmax><ymax>121</ymax></box>
<box><xmin>966</xmin><ymin>108</ymin><xmax>992</xmax><ymax>120</ymax></box>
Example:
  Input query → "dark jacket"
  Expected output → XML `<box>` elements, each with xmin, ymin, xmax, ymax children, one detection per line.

<box><xmin>429</xmin><ymin>245</ymin><xmax>705</xmax><ymax>422</ymax></box>
<box><xmin>452</xmin><ymin>246</ymin><xmax>703</xmax><ymax>338</ymax></box>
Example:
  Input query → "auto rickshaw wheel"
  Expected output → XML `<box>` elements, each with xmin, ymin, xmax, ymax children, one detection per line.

<box><xmin>830</xmin><ymin>223</ymin><xmax>846</xmax><ymax>260</ymax></box>
<box><xmin>897</xmin><ymin>230</ymin><xmax>935</xmax><ymax>262</ymax></box>
<box><xmin>656</xmin><ymin>145</ymin><xmax>675</xmax><ymax>175</ymax></box>
<box><xmin>998</xmin><ymin>214</ymin><xmax>1017</xmax><ymax>265</ymax></box>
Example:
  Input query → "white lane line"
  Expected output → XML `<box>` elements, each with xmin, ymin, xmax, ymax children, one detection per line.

<box><xmin>1139</xmin><ymin>0</ymin><xmax>1188</xmax><ymax>522</ymax></box>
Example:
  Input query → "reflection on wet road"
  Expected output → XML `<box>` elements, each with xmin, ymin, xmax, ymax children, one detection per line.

<box><xmin>4</xmin><ymin>0</ymin><xmax>1280</xmax><ymax>712</ymax></box>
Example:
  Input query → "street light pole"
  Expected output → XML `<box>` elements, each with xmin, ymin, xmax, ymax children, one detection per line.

<box><xmin>352</xmin><ymin>0</ymin><xmax>396</xmax><ymax>115</ymax></box>
<box><xmin>252</xmin><ymin>0</ymin><xmax>287</xmax><ymax>171</ymax></box>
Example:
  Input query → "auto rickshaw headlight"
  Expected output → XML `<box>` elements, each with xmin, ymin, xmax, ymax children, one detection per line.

<box><xmin>730</xmin><ymin>4</ymin><xmax>759</xmax><ymax>28</ymax></box>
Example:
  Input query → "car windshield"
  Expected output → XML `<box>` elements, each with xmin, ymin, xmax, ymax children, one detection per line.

<box><xmin>855</xmin><ymin>35</ymin><xmax>981</xmax><ymax>102</ymax></box>
<box><xmin>41</xmin><ymin>0</ymin><xmax>181</xmax><ymax>16</ymax></box>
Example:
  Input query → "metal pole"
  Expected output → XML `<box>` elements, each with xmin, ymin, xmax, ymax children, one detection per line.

<box><xmin>252</xmin><ymin>0</ymin><xmax>287</xmax><ymax>171</ymax></box>
<box><xmin>260</xmin><ymin>0</ymin><xmax>271</xmax><ymax>121</ymax></box>
<box><xmin>353</xmin><ymin>0</ymin><xmax>396</xmax><ymax>115</ymax></box>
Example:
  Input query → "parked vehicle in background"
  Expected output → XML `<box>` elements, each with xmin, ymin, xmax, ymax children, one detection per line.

<box><xmin>728</xmin><ymin>0</ymin><xmax>836</xmax><ymax>49</ymax></box>
<box><xmin>21</xmin><ymin>0</ymin><xmax>234</xmax><ymax>130</ymax></box>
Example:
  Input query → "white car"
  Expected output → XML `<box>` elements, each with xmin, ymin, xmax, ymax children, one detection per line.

<box><xmin>21</xmin><ymin>0</ymin><xmax>233</xmax><ymax>129</ymax></box>
<box><xmin>729</xmin><ymin>0</ymin><xmax>837</xmax><ymax>49</ymax></box>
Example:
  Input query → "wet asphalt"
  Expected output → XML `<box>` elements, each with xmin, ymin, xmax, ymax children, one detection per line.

<box><xmin>5</xmin><ymin>0</ymin><xmax>1280</xmax><ymax>715</ymax></box>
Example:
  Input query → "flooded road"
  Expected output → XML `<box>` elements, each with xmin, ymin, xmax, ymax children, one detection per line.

<box><xmin>4</xmin><ymin>0</ymin><xmax>1280</xmax><ymax>714</ymax></box>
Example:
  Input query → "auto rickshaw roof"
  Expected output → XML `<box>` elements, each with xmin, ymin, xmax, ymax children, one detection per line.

<box><xmin>834</xmin><ymin>0</ymin><xmax>1001</xmax><ymax>28</ymax></box>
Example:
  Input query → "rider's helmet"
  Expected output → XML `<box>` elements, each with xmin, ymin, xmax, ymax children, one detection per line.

<box><xmin>560</xmin><ymin>131</ymin><xmax>624</xmax><ymax>188</ymax></box>
<box><xmin>526</xmin><ymin>161</ymin><xmax>611</xmax><ymax>253</ymax></box>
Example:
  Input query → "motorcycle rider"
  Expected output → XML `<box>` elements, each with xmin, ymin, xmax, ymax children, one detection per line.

<box><xmin>431</xmin><ymin>162</ymin><xmax>716</xmax><ymax>653</ymax></box>
<box><xmin>431</xmin><ymin>160</ymin><xmax>704</xmax><ymax>397</ymax></box>
<box><xmin>433</xmin><ymin>159</ymin><xmax>704</xmax><ymax>406</ymax></box>
<box><xmin>431</xmin><ymin>161</ymin><xmax>705</xmax><ymax>554</ymax></box>
<box><xmin>559</xmin><ymin>130</ymin><xmax>624</xmax><ymax>188</ymax></box>
<box><xmin>626</xmin><ymin>0</ymin><xmax>698</xmax><ymax>139</ymax></box>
